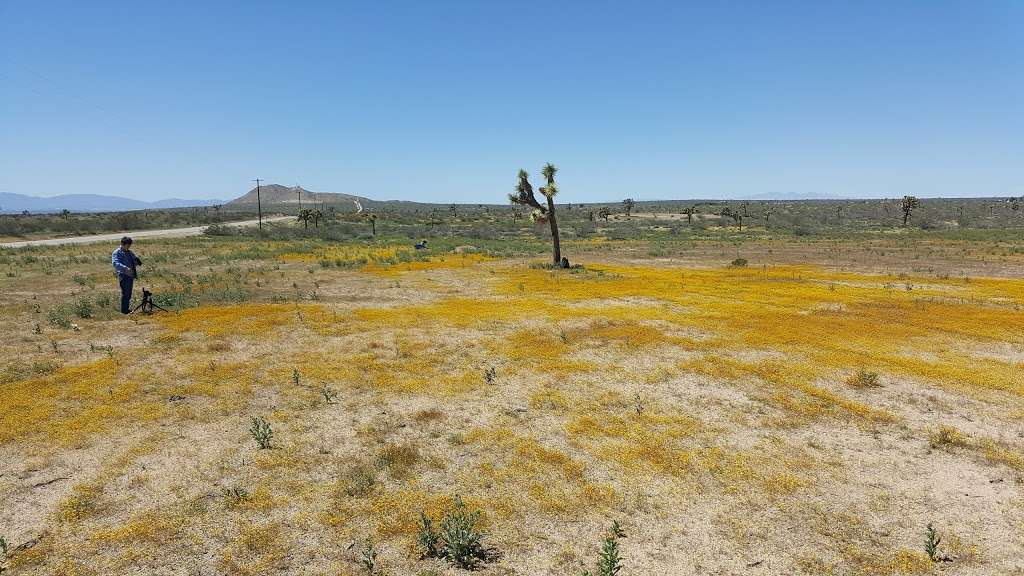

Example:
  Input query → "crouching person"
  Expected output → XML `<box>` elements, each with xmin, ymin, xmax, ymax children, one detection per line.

<box><xmin>112</xmin><ymin>236</ymin><xmax>142</xmax><ymax>314</ymax></box>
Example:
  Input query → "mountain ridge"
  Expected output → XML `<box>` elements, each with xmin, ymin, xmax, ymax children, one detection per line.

<box><xmin>0</xmin><ymin>192</ymin><xmax>225</xmax><ymax>213</ymax></box>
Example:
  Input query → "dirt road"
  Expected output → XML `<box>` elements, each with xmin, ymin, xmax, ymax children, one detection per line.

<box><xmin>0</xmin><ymin>216</ymin><xmax>292</xmax><ymax>248</ymax></box>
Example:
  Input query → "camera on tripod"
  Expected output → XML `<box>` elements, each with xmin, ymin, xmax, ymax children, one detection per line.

<box><xmin>131</xmin><ymin>289</ymin><xmax>169</xmax><ymax>314</ymax></box>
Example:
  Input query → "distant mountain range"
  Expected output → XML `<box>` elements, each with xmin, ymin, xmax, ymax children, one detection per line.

<box><xmin>0</xmin><ymin>192</ymin><xmax>225</xmax><ymax>213</ymax></box>
<box><xmin>738</xmin><ymin>192</ymin><xmax>851</xmax><ymax>201</ymax></box>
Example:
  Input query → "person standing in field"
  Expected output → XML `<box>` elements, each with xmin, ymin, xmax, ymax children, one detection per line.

<box><xmin>111</xmin><ymin>236</ymin><xmax>142</xmax><ymax>314</ymax></box>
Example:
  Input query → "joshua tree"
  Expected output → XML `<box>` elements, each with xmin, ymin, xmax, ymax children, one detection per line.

<box><xmin>311</xmin><ymin>208</ymin><xmax>324</xmax><ymax>228</ymax></box>
<box><xmin>901</xmin><ymin>195</ymin><xmax>919</xmax><ymax>226</ymax></box>
<box><xmin>366</xmin><ymin>213</ymin><xmax>377</xmax><ymax>235</ymax></box>
<box><xmin>622</xmin><ymin>198</ymin><xmax>635</xmax><ymax>216</ymax></box>
<box><xmin>762</xmin><ymin>204</ymin><xmax>775</xmax><ymax>228</ymax></box>
<box><xmin>61</xmin><ymin>209</ymin><xmax>70</xmax><ymax>221</ymax></box>
<box><xmin>298</xmin><ymin>208</ymin><xmax>313</xmax><ymax>229</ymax></box>
<box><xmin>510</xmin><ymin>163</ymin><xmax>564</xmax><ymax>266</ymax></box>
<box><xmin>449</xmin><ymin>204</ymin><xmax>457</xmax><ymax>217</ymax></box>
<box><xmin>721</xmin><ymin>207</ymin><xmax>743</xmax><ymax>230</ymax></box>
<box><xmin>681</xmin><ymin>204</ymin><xmax>699</xmax><ymax>223</ymax></box>
<box><xmin>598</xmin><ymin>206</ymin><xmax>612</xmax><ymax>221</ymax></box>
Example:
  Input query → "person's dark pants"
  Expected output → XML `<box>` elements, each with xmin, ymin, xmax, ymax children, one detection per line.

<box><xmin>119</xmin><ymin>274</ymin><xmax>134</xmax><ymax>314</ymax></box>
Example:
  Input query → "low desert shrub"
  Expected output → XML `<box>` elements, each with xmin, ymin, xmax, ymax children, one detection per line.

<box><xmin>249</xmin><ymin>416</ymin><xmax>273</xmax><ymax>449</ymax></box>
<box><xmin>846</xmin><ymin>369</ymin><xmax>881</xmax><ymax>388</ymax></box>
<box><xmin>417</xmin><ymin>496</ymin><xmax>490</xmax><ymax>569</ymax></box>
<box><xmin>583</xmin><ymin>523</ymin><xmax>625</xmax><ymax>576</ymax></box>
<box><xmin>930</xmin><ymin>425</ymin><xmax>970</xmax><ymax>450</ymax></box>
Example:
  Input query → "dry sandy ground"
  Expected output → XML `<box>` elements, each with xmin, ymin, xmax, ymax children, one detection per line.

<box><xmin>1</xmin><ymin>239</ymin><xmax>1023</xmax><ymax>575</ymax></box>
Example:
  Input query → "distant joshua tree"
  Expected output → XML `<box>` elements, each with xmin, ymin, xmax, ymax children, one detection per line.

<box><xmin>365</xmin><ymin>212</ymin><xmax>377</xmax><ymax>235</ymax></box>
<box><xmin>510</xmin><ymin>163</ymin><xmax>564</xmax><ymax>266</ymax></box>
<box><xmin>311</xmin><ymin>208</ymin><xmax>324</xmax><ymax>228</ymax></box>
<box><xmin>298</xmin><ymin>208</ymin><xmax>313</xmax><ymax>229</ymax></box>
<box><xmin>762</xmin><ymin>204</ymin><xmax>775</xmax><ymax>228</ymax></box>
<box><xmin>622</xmin><ymin>198</ymin><xmax>635</xmax><ymax>216</ymax></box>
<box><xmin>901</xmin><ymin>195</ymin><xmax>919</xmax><ymax>226</ymax></box>
<box><xmin>61</xmin><ymin>209</ymin><xmax>70</xmax><ymax>221</ymax></box>
<box><xmin>598</xmin><ymin>206</ymin><xmax>612</xmax><ymax>221</ymax></box>
<box><xmin>720</xmin><ymin>207</ymin><xmax>743</xmax><ymax>230</ymax></box>
<box><xmin>449</xmin><ymin>204</ymin><xmax>458</xmax><ymax>217</ymax></box>
<box><xmin>681</xmin><ymin>204</ymin><xmax>699</xmax><ymax>224</ymax></box>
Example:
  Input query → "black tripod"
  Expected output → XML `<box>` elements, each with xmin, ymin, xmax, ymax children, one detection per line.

<box><xmin>131</xmin><ymin>289</ymin><xmax>169</xmax><ymax>314</ymax></box>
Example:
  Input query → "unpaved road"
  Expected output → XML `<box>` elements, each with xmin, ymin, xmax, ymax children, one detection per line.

<box><xmin>0</xmin><ymin>216</ymin><xmax>292</xmax><ymax>248</ymax></box>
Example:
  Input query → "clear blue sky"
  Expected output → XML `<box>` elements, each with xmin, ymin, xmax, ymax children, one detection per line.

<box><xmin>1</xmin><ymin>1</ymin><xmax>1021</xmax><ymax>203</ymax></box>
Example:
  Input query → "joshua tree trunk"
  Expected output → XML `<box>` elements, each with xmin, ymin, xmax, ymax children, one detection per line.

<box><xmin>547</xmin><ymin>195</ymin><xmax>561</xmax><ymax>264</ymax></box>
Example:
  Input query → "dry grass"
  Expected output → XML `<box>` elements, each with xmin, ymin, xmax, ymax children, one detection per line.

<box><xmin>1</xmin><ymin>235</ymin><xmax>1022</xmax><ymax>574</ymax></box>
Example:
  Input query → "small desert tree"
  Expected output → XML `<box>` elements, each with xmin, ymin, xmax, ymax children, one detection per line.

<box><xmin>61</xmin><ymin>209</ymin><xmax>70</xmax><ymax>221</ymax></box>
<box><xmin>622</xmin><ymin>198</ymin><xmax>635</xmax><ymax>216</ymax></box>
<box><xmin>598</xmin><ymin>206</ymin><xmax>611</xmax><ymax>221</ymax></box>
<box><xmin>721</xmin><ymin>207</ymin><xmax>743</xmax><ymax>230</ymax></box>
<box><xmin>901</xmin><ymin>195</ymin><xmax>920</xmax><ymax>226</ymax></box>
<box><xmin>298</xmin><ymin>208</ymin><xmax>313</xmax><ymax>229</ymax></box>
<box><xmin>681</xmin><ymin>204</ymin><xmax>699</xmax><ymax>223</ymax></box>
<box><xmin>366</xmin><ymin>213</ymin><xmax>377</xmax><ymax>235</ymax></box>
<box><xmin>510</xmin><ymin>163</ymin><xmax>563</xmax><ymax>266</ymax></box>
<box><xmin>762</xmin><ymin>204</ymin><xmax>774</xmax><ymax>228</ymax></box>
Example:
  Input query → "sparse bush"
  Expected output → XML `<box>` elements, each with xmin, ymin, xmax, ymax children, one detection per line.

<box><xmin>730</xmin><ymin>257</ymin><xmax>748</xmax><ymax>267</ymax></box>
<box><xmin>583</xmin><ymin>522</ymin><xmax>625</xmax><ymax>576</ymax></box>
<box><xmin>71</xmin><ymin>297</ymin><xmax>93</xmax><ymax>319</ymax></box>
<box><xmin>416</xmin><ymin>511</ymin><xmax>441</xmax><ymax>558</ymax></box>
<box><xmin>249</xmin><ymin>416</ymin><xmax>273</xmax><ymax>449</ymax></box>
<box><xmin>846</xmin><ymin>369</ymin><xmax>880</xmax><ymax>388</ymax></box>
<box><xmin>930</xmin><ymin>425</ymin><xmax>970</xmax><ymax>449</ymax></box>
<box><xmin>341</xmin><ymin>465</ymin><xmax>377</xmax><ymax>497</ymax></box>
<box><xmin>47</xmin><ymin>306</ymin><xmax>71</xmax><ymax>328</ymax></box>
<box><xmin>439</xmin><ymin>495</ymin><xmax>489</xmax><ymax>569</ymax></box>
<box><xmin>483</xmin><ymin>366</ymin><xmax>497</xmax><ymax>384</ymax></box>
<box><xmin>361</xmin><ymin>539</ymin><xmax>378</xmax><ymax>575</ymax></box>
<box><xmin>925</xmin><ymin>523</ymin><xmax>942</xmax><ymax>562</ymax></box>
<box><xmin>222</xmin><ymin>486</ymin><xmax>251</xmax><ymax>507</ymax></box>
<box><xmin>320</xmin><ymin>383</ymin><xmax>337</xmax><ymax>404</ymax></box>
<box><xmin>376</xmin><ymin>443</ymin><xmax>420</xmax><ymax>479</ymax></box>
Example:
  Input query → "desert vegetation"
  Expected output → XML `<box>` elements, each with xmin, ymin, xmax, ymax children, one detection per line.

<box><xmin>1</xmin><ymin>212</ymin><xmax>1023</xmax><ymax>575</ymax></box>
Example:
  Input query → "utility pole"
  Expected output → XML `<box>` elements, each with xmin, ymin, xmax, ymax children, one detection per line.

<box><xmin>296</xmin><ymin>184</ymin><xmax>302</xmax><ymax>213</ymax></box>
<box><xmin>252</xmin><ymin>178</ymin><xmax>263</xmax><ymax>230</ymax></box>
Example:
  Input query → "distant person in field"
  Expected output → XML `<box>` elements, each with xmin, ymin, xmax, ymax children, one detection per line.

<box><xmin>415</xmin><ymin>239</ymin><xmax>428</xmax><ymax>250</ymax></box>
<box><xmin>111</xmin><ymin>236</ymin><xmax>142</xmax><ymax>314</ymax></box>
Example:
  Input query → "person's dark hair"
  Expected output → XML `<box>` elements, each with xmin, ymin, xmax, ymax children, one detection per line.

<box><xmin>121</xmin><ymin>236</ymin><xmax>133</xmax><ymax>245</ymax></box>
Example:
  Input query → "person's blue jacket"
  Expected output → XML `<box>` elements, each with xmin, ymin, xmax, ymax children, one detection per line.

<box><xmin>112</xmin><ymin>247</ymin><xmax>141</xmax><ymax>277</ymax></box>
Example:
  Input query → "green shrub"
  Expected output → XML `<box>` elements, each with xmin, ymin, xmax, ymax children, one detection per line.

<box><xmin>249</xmin><ymin>416</ymin><xmax>273</xmax><ymax>449</ymax></box>
<box><xmin>439</xmin><ymin>496</ymin><xmax>488</xmax><ymax>569</ymax></box>
<box><xmin>583</xmin><ymin>522</ymin><xmax>625</xmax><ymax>576</ymax></box>
<box><xmin>416</xmin><ymin>511</ymin><xmax>441</xmax><ymax>558</ymax></box>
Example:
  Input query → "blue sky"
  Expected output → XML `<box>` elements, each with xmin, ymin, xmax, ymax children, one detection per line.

<box><xmin>1</xmin><ymin>1</ymin><xmax>1021</xmax><ymax>203</ymax></box>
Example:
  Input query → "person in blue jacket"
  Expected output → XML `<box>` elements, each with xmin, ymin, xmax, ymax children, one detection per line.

<box><xmin>111</xmin><ymin>236</ymin><xmax>142</xmax><ymax>314</ymax></box>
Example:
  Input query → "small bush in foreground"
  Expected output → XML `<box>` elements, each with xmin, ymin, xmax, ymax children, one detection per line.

<box><xmin>925</xmin><ymin>523</ymin><xmax>942</xmax><ymax>562</ymax></box>
<box><xmin>361</xmin><ymin>539</ymin><xmax>378</xmax><ymax>575</ymax></box>
<box><xmin>846</xmin><ymin>369</ymin><xmax>881</xmax><ymax>388</ymax></box>
<box><xmin>417</xmin><ymin>495</ymin><xmax>491</xmax><ymax>569</ymax></box>
<box><xmin>583</xmin><ymin>522</ymin><xmax>625</xmax><ymax>576</ymax></box>
<box><xmin>249</xmin><ymin>416</ymin><xmax>273</xmax><ymax>449</ymax></box>
<box><xmin>930</xmin><ymin>425</ymin><xmax>970</xmax><ymax>450</ymax></box>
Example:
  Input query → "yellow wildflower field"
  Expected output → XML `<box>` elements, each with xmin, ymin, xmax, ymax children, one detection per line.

<box><xmin>0</xmin><ymin>236</ymin><xmax>1021</xmax><ymax>575</ymax></box>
